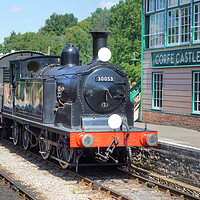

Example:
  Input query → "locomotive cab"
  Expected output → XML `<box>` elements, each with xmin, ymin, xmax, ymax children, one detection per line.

<box><xmin>3</xmin><ymin>55</ymin><xmax>60</xmax><ymax>122</ymax></box>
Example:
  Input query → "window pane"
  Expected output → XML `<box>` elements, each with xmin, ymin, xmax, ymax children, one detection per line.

<box><xmin>168</xmin><ymin>9</ymin><xmax>179</xmax><ymax>45</ymax></box>
<box><xmin>168</xmin><ymin>0</ymin><xmax>178</xmax><ymax>7</ymax></box>
<box><xmin>147</xmin><ymin>0</ymin><xmax>155</xmax><ymax>12</ymax></box>
<box><xmin>194</xmin><ymin>102</ymin><xmax>197</xmax><ymax>111</ymax></box>
<box><xmin>181</xmin><ymin>7</ymin><xmax>191</xmax><ymax>43</ymax></box>
<box><xmin>154</xmin><ymin>99</ymin><xmax>156</xmax><ymax>106</ymax></box>
<box><xmin>180</xmin><ymin>0</ymin><xmax>190</xmax><ymax>4</ymax></box>
<box><xmin>149</xmin><ymin>12</ymin><xmax>165</xmax><ymax>48</ymax></box>
<box><xmin>157</xmin><ymin>0</ymin><xmax>165</xmax><ymax>10</ymax></box>
<box><xmin>194</xmin><ymin>73</ymin><xmax>198</xmax><ymax>82</ymax></box>
<box><xmin>153</xmin><ymin>73</ymin><xmax>163</xmax><ymax>109</ymax></box>
<box><xmin>193</xmin><ymin>72</ymin><xmax>200</xmax><ymax>113</ymax></box>
<box><xmin>194</xmin><ymin>4</ymin><xmax>200</xmax><ymax>42</ymax></box>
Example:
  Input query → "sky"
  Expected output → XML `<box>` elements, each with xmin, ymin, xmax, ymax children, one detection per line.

<box><xmin>0</xmin><ymin>0</ymin><xmax>120</xmax><ymax>44</ymax></box>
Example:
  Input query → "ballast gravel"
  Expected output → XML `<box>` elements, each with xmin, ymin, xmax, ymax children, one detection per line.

<box><xmin>0</xmin><ymin>141</ymin><xmax>104</xmax><ymax>200</ymax></box>
<box><xmin>0</xmin><ymin>141</ymin><xmax>177</xmax><ymax>200</ymax></box>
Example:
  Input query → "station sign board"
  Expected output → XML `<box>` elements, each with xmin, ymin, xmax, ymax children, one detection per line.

<box><xmin>151</xmin><ymin>48</ymin><xmax>200</xmax><ymax>68</ymax></box>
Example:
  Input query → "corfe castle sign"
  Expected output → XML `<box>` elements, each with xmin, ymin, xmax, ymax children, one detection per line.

<box><xmin>151</xmin><ymin>48</ymin><xmax>200</xmax><ymax>68</ymax></box>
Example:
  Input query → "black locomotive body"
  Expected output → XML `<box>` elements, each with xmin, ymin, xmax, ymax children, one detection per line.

<box><xmin>0</xmin><ymin>31</ymin><xmax>158</xmax><ymax>171</ymax></box>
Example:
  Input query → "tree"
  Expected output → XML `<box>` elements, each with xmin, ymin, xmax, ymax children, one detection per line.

<box><xmin>109</xmin><ymin>0</ymin><xmax>141</xmax><ymax>82</ymax></box>
<box><xmin>0</xmin><ymin>1</ymin><xmax>142</xmax><ymax>82</ymax></box>
<box><xmin>64</xmin><ymin>26</ymin><xmax>92</xmax><ymax>64</ymax></box>
<box><xmin>41</xmin><ymin>13</ymin><xmax>78</xmax><ymax>36</ymax></box>
<box><xmin>90</xmin><ymin>8</ymin><xmax>111</xmax><ymax>30</ymax></box>
<box><xmin>3</xmin><ymin>31</ymin><xmax>63</xmax><ymax>55</ymax></box>
<box><xmin>78</xmin><ymin>19</ymin><xmax>92</xmax><ymax>33</ymax></box>
<box><xmin>0</xmin><ymin>44</ymin><xmax>4</xmax><ymax>54</ymax></box>
<box><xmin>49</xmin><ymin>35</ymin><xmax>65</xmax><ymax>55</ymax></box>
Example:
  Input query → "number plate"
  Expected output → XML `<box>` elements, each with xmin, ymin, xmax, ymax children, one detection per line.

<box><xmin>95</xmin><ymin>76</ymin><xmax>114</xmax><ymax>82</ymax></box>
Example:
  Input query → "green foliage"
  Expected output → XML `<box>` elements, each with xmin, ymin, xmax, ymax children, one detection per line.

<box><xmin>64</xmin><ymin>26</ymin><xmax>92</xmax><ymax>64</ymax></box>
<box><xmin>90</xmin><ymin>8</ymin><xmax>111</xmax><ymax>30</ymax></box>
<box><xmin>109</xmin><ymin>0</ymin><xmax>141</xmax><ymax>83</ymax></box>
<box><xmin>78</xmin><ymin>19</ymin><xmax>92</xmax><ymax>32</ymax></box>
<box><xmin>0</xmin><ymin>44</ymin><xmax>4</xmax><ymax>53</ymax></box>
<box><xmin>40</xmin><ymin>13</ymin><xmax>78</xmax><ymax>36</ymax></box>
<box><xmin>2</xmin><ymin>31</ymin><xmax>59</xmax><ymax>54</ymax></box>
<box><xmin>0</xmin><ymin>0</ymin><xmax>142</xmax><ymax>82</ymax></box>
<box><xmin>72</xmin><ymin>189</ymin><xmax>76</xmax><ymax>194</ymax></box>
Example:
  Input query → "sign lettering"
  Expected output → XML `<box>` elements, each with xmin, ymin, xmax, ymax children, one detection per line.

<box><xmin>151</xmin><ymin>48</ymin><xmax>200</xmax><ymax>68</ymax></box>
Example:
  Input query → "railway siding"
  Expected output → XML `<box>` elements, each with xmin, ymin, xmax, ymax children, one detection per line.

<box><xmin>131</xmin><ymin>141</ymin><xmax>200</xmax><ymax>188</ymax></box>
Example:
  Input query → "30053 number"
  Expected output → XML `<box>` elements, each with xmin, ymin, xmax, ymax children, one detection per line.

<box><xmin>95</xmin><ymin>76</ymin><xmax>114</xmax><ymax>82</ymax></box>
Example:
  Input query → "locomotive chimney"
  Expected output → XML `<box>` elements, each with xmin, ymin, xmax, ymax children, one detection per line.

<box><xmin>90</xmin><ymin>31</ymin><xmax>110</xmax><ymax>62</ymax></box>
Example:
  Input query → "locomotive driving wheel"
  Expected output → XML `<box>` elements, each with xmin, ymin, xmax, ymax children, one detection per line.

<box><xmin>39</xmin><ymin>131</ymin><xmax>50</xmax><ymax>160</ymax></box>
<box><xmin>56</xmin><ymin>136</ymin><xmax>71</xmax><ymax>169</ymax></box>
<box><xmin>22</xmin><ymin>129</ymin><xmax>30</xmax><ymax>150</ymax></box>
<box><xmin>12</xmin><ymin>122</ymin><xmax>21</xmax><ymax>145</ymax></box>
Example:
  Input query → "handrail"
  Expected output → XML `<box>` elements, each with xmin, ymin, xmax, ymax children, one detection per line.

<box><xmin>130</xmin><ymin>80</ymin><xmax>141</xmax><ymax>93</ymax></box>
<box><xmin>130</xmin><ymin>81</ymin><xmax>141</xmax><ymax>102</ymax></box>
<box><xmin>131</xmin><ymin>87</ymin><xmax>141</xmax><ymax>99</ymax></box>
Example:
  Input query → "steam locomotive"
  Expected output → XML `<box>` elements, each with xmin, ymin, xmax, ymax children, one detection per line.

<box><xmin>0</xmin><ymin>31</ymin><xmax>158</xmax><ymax>171</ymax></box>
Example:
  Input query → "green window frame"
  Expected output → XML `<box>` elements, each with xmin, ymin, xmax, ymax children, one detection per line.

<box><xmin>152</xmin><ymin>72</ymin><xmax>163</xmax><ymax>110</ymax></box>
<box><xmin>144</xmin><ymin>0</ymin><xmax>194</xmax><ymax>49</ymax></box>
<box><xmin>192</xmin><ymin>71</ymin><xmax>200</xmax><ymax>114</ymax></box>
<box><xmin>168</xmin><ymin>8</ymin><xmax>179</xmax><ymax>45</ymax></box>
<box><xmin>149</xmin><ymin>12</ymin><xmax>165</xmax><ymax>47</ymax></box>
<box><xmin>193</xmin><ymin>3</ymin><xmax>200</xmax><ymax>42</ymax></box>
<box><xmin>167</xmin><ymin>6</ymin><xmax>191</xmax><ymax>45</ymax></box>
<box><xmin>146</xmin><ymin>0</ymin><xmax>155</xmax><ymax>13</ymax></box>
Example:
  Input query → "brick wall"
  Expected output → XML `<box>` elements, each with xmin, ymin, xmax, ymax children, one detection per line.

<box><xmin>142</xmin><ymin>110</ymin><xmax>200</xmax><ymax>131</ymax></box>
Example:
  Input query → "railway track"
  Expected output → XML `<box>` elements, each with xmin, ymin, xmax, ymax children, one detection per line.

<box><xmin>0</xmin><ymin>139</ymin><xmax>133</xmax><ymax>200</ymax></box>
<box><xmin>0</xmin><ymin>170</ymin><xmax>37</xmax><ymax>200</ymax></box>
<box><xmin>118</xmin><ymin>165</ymin><xmax>200</xmax><ymax>200</ymax></box>
<box><xmin>0</xmin><ymin>138</ymin><xmax>199</xmax><ymax>200</ymax></box>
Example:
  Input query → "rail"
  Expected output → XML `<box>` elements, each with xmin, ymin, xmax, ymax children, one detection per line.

<box><xmin>0</xmin><ymin>170</ymin><xmax>37</xmax><ymax>200</ymax></box>
<box><xmin>119</xmin><ymin>165</ymin><xmax>200</xmax><ymax>200</ymax></box>
<box><xmin>1</xmin><ymin>139</ymin><xmax>132</xmax><ymax>200</ymax></box>
<box><xmin>2</xmin><ymin>135</ymin><xmax>200</xmax><ymax>200</ymax></box>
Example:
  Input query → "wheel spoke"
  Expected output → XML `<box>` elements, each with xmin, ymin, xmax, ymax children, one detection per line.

<box><xmin>12</xmin><ymin>122</ymin><xmax>20</xmax><ymax>145</ymax></box>
<box><xmin>23</xmin><ymin>130</ymin><xmax>29</xmax><ymax>150</ymax></box>
<box><xmin>39</xmin><ymin>139</ymin><xmax>50</xmax><ymax>160</ymax></box>
<box><xmin>57</xmin><ymin>146</ymin><xmax>70</xmax><ymax>169</ymax></box>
